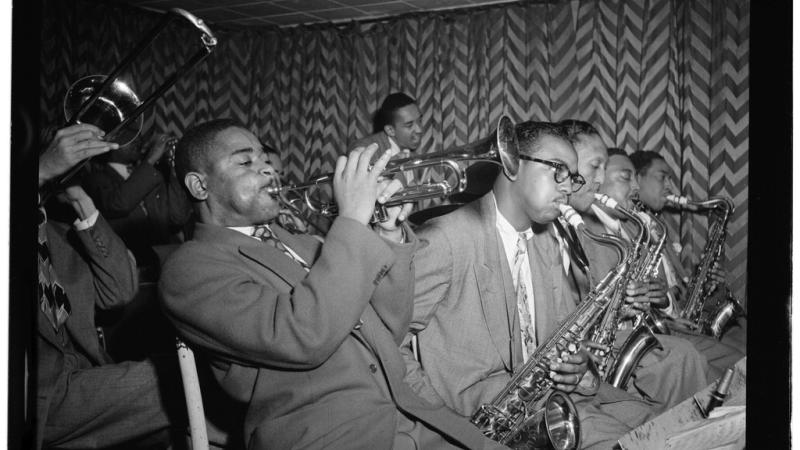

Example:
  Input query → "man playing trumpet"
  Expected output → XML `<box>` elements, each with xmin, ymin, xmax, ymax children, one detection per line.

<box><xmin>159</xmin><ymin>119</ymin><xmax>503</xmax><ymax>449</ymax></box>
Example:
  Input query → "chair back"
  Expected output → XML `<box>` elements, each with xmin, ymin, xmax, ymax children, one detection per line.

<box><xmin>176</xmin><ymin>337</ymin><xmax>210</xmax><ymax>450</ymax></box>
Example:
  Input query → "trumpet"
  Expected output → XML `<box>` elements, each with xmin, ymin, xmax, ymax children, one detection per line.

<box><xmin>267</xmin><ymin>115</ymin><xmax>520</xmax><ymax>222</ymax></box>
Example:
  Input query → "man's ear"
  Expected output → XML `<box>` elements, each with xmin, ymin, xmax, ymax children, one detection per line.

<box><xmin>383</xmin><ymin>124</ymin><xmax>396</xmax><ymax>137</ymax></box>
<box><xmin>185</xmin><ymin>172</ymin><xmax>208</xmax><ymax>201</ymax></box>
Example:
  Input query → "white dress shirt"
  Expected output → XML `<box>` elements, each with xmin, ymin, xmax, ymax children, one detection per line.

<box><xmin>492</xmin><ymin>194</ymin><xmax>536</xmax><ymax>361</ymax></box>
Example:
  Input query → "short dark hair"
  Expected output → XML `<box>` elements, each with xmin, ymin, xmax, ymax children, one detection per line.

<box><xmin>606</xmin><ymin>147</ymin><xmax>629</xmax><ymax>159</ymax></box>
<box><xmin>557</xmin><ymin>119</ymin><xmax>600</xmax><ymax>145</ymax></box>
<box><xmin>260</xmin><ymin>140</ymin><xmax>279</xmax><ymax>157</ymax></box>
<box><xmin>174</xmin><ymin>118</ymin><xmax>243</xmax><ymax>189</ymax></box>
<box><xmin>372</xmin><ymin>92</ymin><xmax>417</xmax><ymax>133</ymax></box>
<box><xmin>515</xmin><ymin>121</ymin><xmax>569</xmax><ymax>155</ymax></box>
<box><xmin>629</xmin><ymin>150</ymin><xmax>665</xmax><ymax>176</ymax></box>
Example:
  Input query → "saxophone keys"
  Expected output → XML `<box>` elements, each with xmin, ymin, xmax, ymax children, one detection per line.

<box><xmin>567</xmin><ymin>342</ymin><xmax>577</xmax><ymax>353</ymax></box>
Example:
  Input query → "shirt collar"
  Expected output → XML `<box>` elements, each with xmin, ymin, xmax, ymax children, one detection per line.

<box><xmin>388</xmin><ymin>136</ymin><xmax>401</xmax><ymax>155</ymax></box>
<box><xmin>493</xmin><ymin>193</ymin><xmax>533</xmax><ymax>264</ymax></box>
<box><xmin>229</xmin><ymin>225</ymin><xmax>266</xmax><ymax>240</ymax></box>
<box><xmin>494</xmin><ymin>194</ymin><xmax>532</xmax><ymax>237</ymax></box>
<box><xmin>387</xmin><ymin>136</ymin><xmax>412</xmax><ymax>159</ymax></box>
<box><xmin>108</xmin><ymin>162</ymin><xmax>131</xmax><ymax>180</ymax></box>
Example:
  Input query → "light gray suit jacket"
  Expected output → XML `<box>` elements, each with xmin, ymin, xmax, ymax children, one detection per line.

<box><xmin>402</xmin><ymin>194</ymin><xmax>604</xmax><ymax>416</ymax></box>
<box><xmin>161</xmin><ymin>218</ymin><xmax>497</xmax><ymax>449</ymax></box>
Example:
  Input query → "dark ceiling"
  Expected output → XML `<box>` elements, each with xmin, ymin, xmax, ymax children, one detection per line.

<box><xmin>116</xmin><ymin>0</ymin><xmax>517</xmax><ymax>28</ymax></box>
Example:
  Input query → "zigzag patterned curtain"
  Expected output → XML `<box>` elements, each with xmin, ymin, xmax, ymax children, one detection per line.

<box><xmin>40</xmin><ymin>0</ymin><xmax>749</xmax><ymax>303</ymax></box>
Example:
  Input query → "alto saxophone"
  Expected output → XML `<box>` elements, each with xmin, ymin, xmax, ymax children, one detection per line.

<box><xmin>587</xmin><ymin>195</ymin><xmax>663</xmax><ymax>390</ymax></box>
<box><xmin>469</xmin><ymin>205</ymin><xmax>629</xmax><ymax>450</ymax></box>
<box><xmin>667</xmin><ymin>195</ymin><xmax>745</xmax><ymax>338</ymax></box>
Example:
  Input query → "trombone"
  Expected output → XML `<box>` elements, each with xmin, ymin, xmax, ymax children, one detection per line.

<box><xmin>52</xmin><ymin>8</ymin><xmax>217</xmax><ymax>191</ymax></box>
<box><xmin>267</xmin><ymin>115</ymin><xmax>521</xmax><ymax>222</ymax></box>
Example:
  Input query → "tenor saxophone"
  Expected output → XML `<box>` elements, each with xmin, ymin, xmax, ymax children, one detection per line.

<box><xmin>630</xmin><ymin>205</ymin><xmax>673</xmax><ymax>335</ymax></box>
<box><xmin>588</xmin><ymin>195</ymin><xmax>663</xmax><ymax>390</ymax></box>
<box><xmin>667</xmin><ymin>195</ymin><xmax>745</xmax><ymax>338</ymax></box>
<box><xmin>469</xmin><ymin>206</ymin><xmax>629</xmax><ymax>450</ymax></box>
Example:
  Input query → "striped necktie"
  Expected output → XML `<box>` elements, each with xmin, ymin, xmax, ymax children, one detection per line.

<box><xmin>252</xmin><ymin>224</ymin><xmax>310</xmax><ymax>271</ymax></box>
<box><xmin>514</xmin><ymin>232</ymin><xmax>536</xmax><ymax>359</ymax></box>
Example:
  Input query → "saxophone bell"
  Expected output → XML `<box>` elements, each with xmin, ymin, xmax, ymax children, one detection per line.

<box><xmin>504</xmin><ymin>391</ymin><xmax>580</xmax><ymax>450</ymax></box>
<box><xmin>703</xmin><ymin>289</ymin><xmax>745</xmax><ymax>339</ymax></box>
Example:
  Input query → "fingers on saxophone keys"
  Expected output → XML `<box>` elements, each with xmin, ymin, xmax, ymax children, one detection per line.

<box><xmin>584</xmin><ymin>340</ymin><xmax>611</xmax><ymax>353</ymax></box>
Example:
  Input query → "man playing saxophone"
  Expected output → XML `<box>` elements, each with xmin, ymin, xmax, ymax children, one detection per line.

<box><xmin>629</xmin><ymin>150</ymin><xmax>746</xmax><ymax>351</ymax></box>
<box><xmin>556</xmin><ymin>120</ymin><xmax>709</xmax><ymax>412</ymax></box>
<box><xmin>573</xmin><ymin>147</ymin><xmax>743</xmax><ymax>379</ymax></box>
<box><xmin>401</xmin><ymin>121</ymin><xmax>658</xmax><ymax>450</ymax></box>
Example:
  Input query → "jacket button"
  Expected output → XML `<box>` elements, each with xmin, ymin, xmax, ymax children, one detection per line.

<box><xmin>353</xmin><ymin>319</ymin><xmax>364</xmax><ymax>330</ymax></box>
<box><xmin>369</xmin><ymin>364</ymin><xmax>378</xmax><ymax>373</ymax></box>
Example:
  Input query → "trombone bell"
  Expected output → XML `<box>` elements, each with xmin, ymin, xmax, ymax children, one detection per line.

<box><xmin>48</xmin><ymin>8</ymin><xmax>218</xmax><ymax>191</ymax></box>
<box><xmin>64</xmin><ymin>75</ymin><xmax>144</xmax><ymax>148</ymax></box>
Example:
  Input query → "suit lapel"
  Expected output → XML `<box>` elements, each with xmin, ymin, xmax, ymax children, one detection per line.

<box><xmin>529</xmin><ymin>230</ymin><xmax>556</xmax><ymax>343</ymax></box>
<box><xmin>474</xmin><ymin>196</ymin><xmax>517</xmax><ymax>371</ymax></box>
<box><xmin>195</xmin><ymin>223</ymin><xmax>312</xmax><ymax>288</ymax></box>
<box><xmin>272</xmin><ymin>224</ymin><xmax>319</xmax><ymax>266</ymax></box>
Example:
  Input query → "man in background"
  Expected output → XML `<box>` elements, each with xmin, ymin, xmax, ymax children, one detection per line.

<box><xmin>351</xmin><ymin>92</ymin><xmax>422</xmax><ymax>159</ymax></box>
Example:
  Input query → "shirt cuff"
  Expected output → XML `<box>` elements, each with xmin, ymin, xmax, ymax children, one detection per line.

<box><xmin>73</xmin><ymin>210</ymin><xmax>99</xmax><ymax>230</ymax></box>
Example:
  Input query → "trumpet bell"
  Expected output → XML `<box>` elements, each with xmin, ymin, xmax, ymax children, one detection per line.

<box><xmin>63</xmin><ymin>75</ymin><xmax>143</xmax><ymax>147</ymax></box>
<box><xmin>495</xmin><ymin>115</ymin><xmax>520</xmax><ymax>180</ymax></box>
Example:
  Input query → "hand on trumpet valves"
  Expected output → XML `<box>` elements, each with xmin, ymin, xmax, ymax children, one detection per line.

<box><xmin>371</xmin><ymin>177</ymin><xmax>413</xmax><ymax>243</ymax></box>
<box><xmin>624</xmin><ymin>279</ymin><xmax>669</xmax><ymax>310</ymax></box>
<box><xmin>333</xmin><ymin>144</ymin><xmax>393</xmax><ymax>226</ymax></box>
<box><xmin>39</xmin><ymin>123</ymin><xmax>119</xmax><ymax>187</ymax></box>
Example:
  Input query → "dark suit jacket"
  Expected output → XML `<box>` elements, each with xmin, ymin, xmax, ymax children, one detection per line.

<box><xmin>82</xmin><ymin>162</ymin><xmax>192</xmax><ymax>265</ymax></box>
<box><xmin>160</xmin><ymin>218</ymin><xmax>495</xmax><ymax>449</ymax></box>
<box><xmin>37</xmin><ymin>215</ymin><xmax>139</xmax><ymax>449</ymax></box>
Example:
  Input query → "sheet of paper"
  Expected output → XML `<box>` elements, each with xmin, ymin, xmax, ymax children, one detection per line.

<box><xmin>664</xmin><ymin>409</ymin><xmax>745</xmax><ymax>450</ymax></box>
<box><xmin>618</xmin><ymin>357</ymin><xmax>746</xmax><ymax>450</ymax></box>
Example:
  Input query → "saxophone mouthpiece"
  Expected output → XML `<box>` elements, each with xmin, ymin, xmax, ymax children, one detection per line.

<box><xmin>666</xmin><ymin>194</ymin><xmax>689</xmax><ymax>206</ymax></box>
<box><xmin>558</xmin><ymin>204</ymin><xmax>585</xmax><ymax>228</ymax></box>
<box><xmin>594</xmin><ymin>193</ymin><xmax>619</xmax><ymax>209</ymax></box>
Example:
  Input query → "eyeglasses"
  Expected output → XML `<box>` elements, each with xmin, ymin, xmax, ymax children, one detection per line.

<box><xmin>518</xmin><ymin>155</ymin><xmax>587</xmax><ymax>193</ymax></box>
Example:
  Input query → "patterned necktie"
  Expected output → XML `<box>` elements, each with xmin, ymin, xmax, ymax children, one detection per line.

<box><xmin>38</xmin><ymin>206</ymin><xmax>71</xmax><ymax>331</ymax></box>
<box><xmin>252</xmin><ymin>224</ymin><xmax>310</xmax><ymax>271</ymax></box>
<box><xmin>514</xmin><ymin>232</ymin><xmax>536</xmax><ymax>360</ymax></box>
